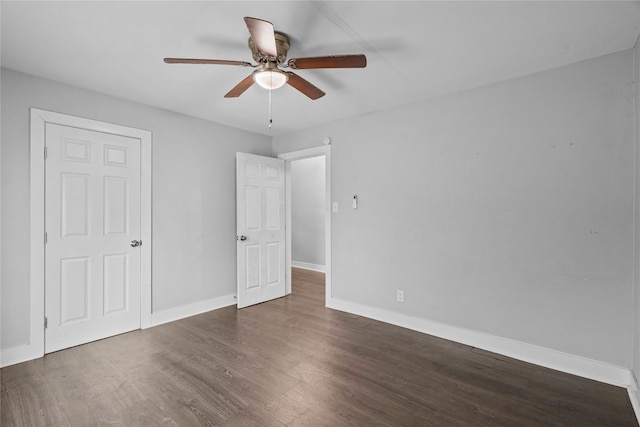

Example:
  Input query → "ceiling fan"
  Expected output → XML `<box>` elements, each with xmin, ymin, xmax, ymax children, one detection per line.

<box><xmin>164</xmin><ymin>16</ymin><xmax>367</xmax><ymax>100</ymax></box>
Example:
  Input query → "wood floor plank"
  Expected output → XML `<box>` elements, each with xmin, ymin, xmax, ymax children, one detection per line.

<box><xmin>2</xmin><ymin>267</ymin><xmax>638</xmax><ymax>426</ymax></box>
<box><xmin>223</xmin><ymin>402</ymin><xmax>288</xmax><ymax>427</ymax></box>
<box><xmin>131</xmin><ymin>369</ymin><xmax>227</xmax><ymax>426</ymax></box>
<box><xmin>1</xmin><ymin>383</ymin><xmax>70</xmax><ymax>427</ymax></box>
<box><xmin>284</xmin><ymin>381</ymin><xmax>396</xmax><ymax>427</ymax></box>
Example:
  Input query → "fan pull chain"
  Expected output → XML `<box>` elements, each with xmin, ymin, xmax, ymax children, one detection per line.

<box><xmin>268</xmin><ymin>88</ymin><xmax>272</xmax><ymax>129</ymax></box>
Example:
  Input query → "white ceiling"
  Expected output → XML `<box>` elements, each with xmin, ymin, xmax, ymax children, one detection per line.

<box><xmin>2</xmin><ymin>1</ymin><xmax>640</xmax><ymax>136</ymax></box>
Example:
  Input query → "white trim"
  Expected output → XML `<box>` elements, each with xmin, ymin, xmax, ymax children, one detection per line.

<box><xmin>327</xmin><ymin>297</ymin><xmax>632</xmax><ymax>387</ymax></box>
<box><xmin>0</xmin><ymin>67</ymin><xmax>2</xmax><ymax>368</ymax></box>
<box><xmin>150</xmin><ymin>294</ymin><xmax>236</xmax><ymax>327</ymax></box>
<box><xmin>628</xmin><ymin>372</ymin><xmax>640</xmax><ymax>424</ymax></box>
<box><xmin>283</xmin><ymin>160</ymin><xmax>293</xmax><ymax>295</ymax></box>
<box><xmin>0</xmin><ymin>344</ymin><xmax>43</xmax><ymax>368</ymax></box>
<box><xmin>140</xmin><ymin>123</ymin><xmax>153</xmax><ymax>329</ymax></box>
<box><xmin>632</xmin><ymin>36</ymin><xmax>640</xmax><ymax>427</ymax></box>
<box><xmin>29</xmin><ymin>110</ymin><xmax>47</xmax><ymax>362</ymax></box>
<box><xmin>291</xmin><ymin>261</ymin><xmax>326</xmax><ymax>273</ymax></box>
<box><xmin>19</xmin><ymin>108</ymin><xmax>153</xmax><ymax>368</ymax></box>
<box><xmin>278</xmin><ymin>146</ymin><xmax>331</xmax><ymax>302</ymax></box>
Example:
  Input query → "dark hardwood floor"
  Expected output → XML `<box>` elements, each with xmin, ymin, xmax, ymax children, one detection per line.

<box><xmin>2</xmin><ymin>267</ymin><xmax>638</xmax><ymax>426</ymax></box>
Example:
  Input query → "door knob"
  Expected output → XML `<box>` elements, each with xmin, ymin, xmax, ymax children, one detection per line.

<box><xmin>130</xmin><ymin>240</ymin><xmax>141</xmax><ymax>247</ymax></box>
<box><xmin>238</xmin><ymin>235</ymin><xmax>247</xmax><ymax>241</ymax></box>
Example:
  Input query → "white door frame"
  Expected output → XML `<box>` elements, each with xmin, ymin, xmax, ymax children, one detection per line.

<box><xmin>278</xmin><ymin>146</ymin><xmax>331</xmax><ymax>302</ymax></box>
<box><xmin>30</xmin><ymin>108</ymin><xmax>152</xmax><ymax>359</ymax></box>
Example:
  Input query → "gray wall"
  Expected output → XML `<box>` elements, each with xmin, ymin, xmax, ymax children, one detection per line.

<box><xmin>2</xmin><ymin>48</ymin><xmax>637</xmax><ymax>371</ymax></box>
<box><xmin>1</xmin><ymin>69</ymin><xmax>271</xmax><ymax>351</ymax></box>
<box><xmin>274</xmin><ymin>50</ymin><xmax>635</xmax><ymax>368</ymax></box>
<box><xmin>291</xmin><ymin>156</ymin><xmax>325</xmax><ymax>268</ymax></box>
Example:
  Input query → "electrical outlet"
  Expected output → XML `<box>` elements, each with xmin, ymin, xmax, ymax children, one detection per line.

<box><xmin>396</xmin><ymin>290</ymin><xmax>404</xmax><ymax>303</ymax></box>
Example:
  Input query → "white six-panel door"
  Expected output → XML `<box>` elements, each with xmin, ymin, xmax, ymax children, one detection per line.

<box><xmin>45</xmin><ymin>123</ymin><xmax>142</xmax><ymax>353</ymax></box>
<box><xmin>236</xmin><ymin>153</ymin><xmax>286</xmax><ymax>308</ymax></box>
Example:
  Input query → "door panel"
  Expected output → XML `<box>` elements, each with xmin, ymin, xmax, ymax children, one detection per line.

<box><xmin>45</xmin><ymin>123</ymin><xmax>141</xmax><ymax>353</ymax></box>
<box><xmin>236</xmin><ymin>153</ymin><xmax>286</xmax><ymax>308</ymax></box>
<box><xmin>59</xmin><ymin>257</ymin><xmax>90</xmax><ymax>324</ymax></box>
<box><xmin>104</xmin><ymin>253</ymin><xmax>129</xmax><ymax>314</ymax></box>
<box><xmin>104</xmin><ymin>176</ymin><xmax>129</xmax><ymax>235</ymax></box>
<box><xmin>61</xmin><ymin>173</ymin><xmax>90</xmax><ymax>236</ymax></box>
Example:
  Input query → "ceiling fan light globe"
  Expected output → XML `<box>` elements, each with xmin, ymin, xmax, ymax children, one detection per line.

<box><xmin>253</xmin><ymin>70</ymin><xmax>288</xmax><ymax>90</ymax></box>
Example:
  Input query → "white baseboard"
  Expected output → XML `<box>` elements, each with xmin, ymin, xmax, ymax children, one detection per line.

<box><xmin>291</xmin><ymin>261</ymin><xmax>325</xmax><ymax>272</ymax></box>
<box><xmin>149</xmin><ymin>294</ymin><xmax>236</xmax><ymax>328</ymax></box>
<box><xmin>1</xmin><ymin>343</ymin><xmax>42</xmax><ymax>368</ymax></box>
<box><xmin>1</xmin><ymin>294</ymin><xmax>237</xmax><ymax>368</ymax></box>
<box><xmin>628</xmin><ymin>372</ymin><xmax>640</xmax><ymax>424</ymax></box>
<box><xmin>326</xmin><ymin>297</ymin><xmax>631</xmax><ymax>387</ymax></box>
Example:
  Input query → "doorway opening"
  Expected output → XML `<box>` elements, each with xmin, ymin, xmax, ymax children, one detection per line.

<box><xmin>279</xmin><ymin>146</ymin><xmax>331</xmax><ymax>304</ymax></box>
<box><xmin>291</xmin><ymin>266</ymin><xmax>326</xmax><ymax>308</ymax></box>
<box><xmin>290</xmin><ymin>155</ymin><xmax>326</xmax><ymax>299</ymax></box>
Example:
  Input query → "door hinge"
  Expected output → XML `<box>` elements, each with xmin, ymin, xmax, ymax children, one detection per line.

<box><xmin>44</xmin><ymin>232</ymin><xmax>48</xmax><ymax>244</ymax></box>
<box><xmin>44</xmin><ymin>147</ymin><xmax>48</xmax><ymax>159</ymax></box>
<box><xmin>44</xmin><ymin>317</ymin><xmax>48</xmax><ymax>329</ymax></box>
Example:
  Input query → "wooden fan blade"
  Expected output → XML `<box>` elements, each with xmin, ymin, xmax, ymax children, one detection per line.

<box><xmin>287</xmin><ymin>54</ymin><xmax>367</xmax><ymax>70</ymax></box>
<box><xmin>244</xmin><ymin>17</ymin><xmax>277</xmax><ymax>58</ymax></box>
<box><xmin>285</xmin><ymin>72</ymin><xmax>325</xmax><ymax>100</ymax></box>
<box><xmin>224</xmin><ymin>74</ymin><xmax>255</xmax><ymax>98</ymax></box>
<box><xmin>164</xmin><ymin>58</ymin><xmax>254</xmax><ymax>67</ymax></box>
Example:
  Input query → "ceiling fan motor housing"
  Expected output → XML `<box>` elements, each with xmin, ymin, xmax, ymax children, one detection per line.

<box><xmin>249</xmin><ymin>32</ymin><xmax>290</xmax><ymax>64</ymax></box>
